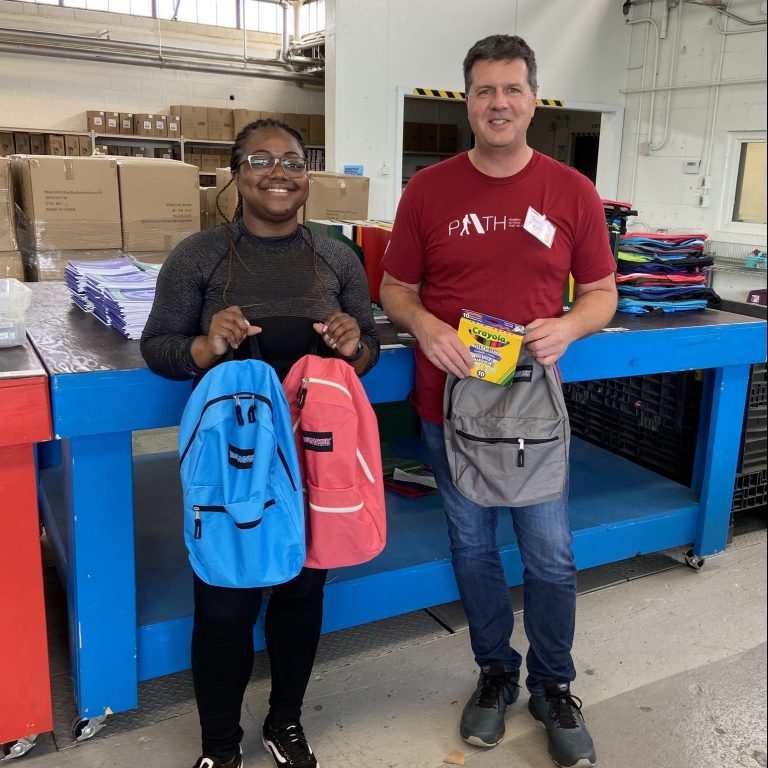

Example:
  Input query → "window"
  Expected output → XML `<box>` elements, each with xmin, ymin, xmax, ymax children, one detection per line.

<box><xmin>732</xmin><ymin>141</ymin><xmax>767</xmax><ymax>225</ymax></box>
<box><xmin>14</xmin><ymin>0</ymin><xmax>325</xmax><ymax>34</ymax></box>
<box><xmin>719</xmin><ymin>131</ymin><xmax>767</xmax><ymax>237</ymax></box>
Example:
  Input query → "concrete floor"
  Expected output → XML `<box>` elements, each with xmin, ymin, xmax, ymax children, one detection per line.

<box><xmin>11</xmin><ymin>520</ymin><xmax>765</xmax><ymax>768</ymax></box>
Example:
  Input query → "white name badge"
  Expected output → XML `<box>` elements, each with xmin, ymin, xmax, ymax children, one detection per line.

<box><xmin>523</xmin><ymin>206</ymin><xmax>556</xmax><ymax>248</ymax></box>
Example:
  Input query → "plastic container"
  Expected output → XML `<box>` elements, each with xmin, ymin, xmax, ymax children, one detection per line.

<box><xmin>0</xmin><ymin>279</ymin><xmax>33</xmax><ymax>348</ymax></box>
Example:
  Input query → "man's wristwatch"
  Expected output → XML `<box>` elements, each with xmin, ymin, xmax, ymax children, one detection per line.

<box><xmin>337</xmin><ymin>341</ymin><xmax>365</xmax><ymax>362</ymax></box>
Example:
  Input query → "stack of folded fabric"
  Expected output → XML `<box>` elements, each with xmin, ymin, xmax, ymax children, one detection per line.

<box><xmin>616</xmin><ymin>232</ymin><xmax>720</xmax><ymax>314</ymax></box>
<box><xmin>64</xmin><ymin>256</ymin><xmax>158</xmax><ymax>339</ymax></box>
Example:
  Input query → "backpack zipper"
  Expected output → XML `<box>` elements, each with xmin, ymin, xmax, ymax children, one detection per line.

<box><xmin>193</xmin><ymin>500</ymin><xmax>274</xmax><ymax>539</ymax></box>
<box><xmin>454</xmin><ymin>431</ymin><xmax>560</xmax><ymax>468</ymax></box>
<box><xmin>181</xmin><ymin>391</ymin><xmax>273</xmax><ymax>464</ymax></box>
<box><xmin>293</xmin><ymin>377</ymin><xmax>375</xmax><ymax>484</ymax></box>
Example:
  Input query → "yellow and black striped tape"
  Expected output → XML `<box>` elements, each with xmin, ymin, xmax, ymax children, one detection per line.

<box><xmin>411</xmin><ymin>88</ymin><xmax>564</xmax><ymax>107</ymax></box>
<box><xmin>412</xmin><ymin>87</ymin><xmax>466</xmax><ymax>100</ymax></box>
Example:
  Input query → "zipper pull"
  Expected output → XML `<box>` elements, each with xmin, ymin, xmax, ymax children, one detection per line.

<box><xmin>193</xmin><ymin>507</ymin><xmax>202</xmax><ymax>539</ymax></box>
<box><xmin>517</xmin><ymin>438</ymin><xmax>525</xmax><ymax>467</ymax></box>
<box><xmin>247</xmin><ymin>395</ymin><xmax>256</xmax><ymax>423</ymax></box>
<box><xmin>297</xmin><ymin>377</ymin><xmax>309</xmax><ymax>409</ymax></box>
<box><xmin>234</xmin><ymin>395</ymin><xmax>244</xmax><ymax>426</ymax></box>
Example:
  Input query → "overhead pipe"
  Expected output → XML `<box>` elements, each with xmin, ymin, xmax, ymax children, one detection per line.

<box><xmin>0</xmin><ymin>25</ymin><xmax>324</xmax><ymax>73</ymax></box>
<box><xmin>0</xmin><ymin>40</ymin><xmax>322</xmax><ymax>83</ymax></box>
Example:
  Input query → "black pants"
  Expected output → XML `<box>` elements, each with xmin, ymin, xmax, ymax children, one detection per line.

<box><xmin>192</xmin><ymin>567</ymin><xmax>327</xmax><ymax>758</ymax></box>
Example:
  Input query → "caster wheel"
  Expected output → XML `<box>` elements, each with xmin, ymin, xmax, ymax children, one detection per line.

<box><xmin>1</xmin><ymin>735</ymin><xmax>38</xmax><ymax>760</ymax></box>
<box><xmin>71</xmin><ymin>714</ymin><xmax>107</xmax><ymax>742</ymax></box>
<box><xmin>684</xmin><ymin>548</ymin><xmax>706</xmax><ymax>570</ymax></box>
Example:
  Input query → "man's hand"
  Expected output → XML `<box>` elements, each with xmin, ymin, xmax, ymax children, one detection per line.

<box><xmin>414</xmin><ymin>313</ymin><xmax>474</xmax><ymax>378</ymax></box>
<box><xmin>523</xmin><ymin>317</ymin><xmax>574</xmax><ymax>366</ymax></box>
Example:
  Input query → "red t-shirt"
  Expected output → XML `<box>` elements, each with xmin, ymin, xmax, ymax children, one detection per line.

<box><xmin>381</xmin><ymin>150</ymin><xmax>616</xmax><ymax>424</ymax></box>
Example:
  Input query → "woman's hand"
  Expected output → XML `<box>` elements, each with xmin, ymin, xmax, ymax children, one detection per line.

<box><xmin>313</xmin><ymin>311</ymin><xmax>361</xmax><ymax>358</ymax></box>
<box><xmin>205</xmin><ymin>306</ymin><xmax>261</xmax><ymax>356</ymax></box>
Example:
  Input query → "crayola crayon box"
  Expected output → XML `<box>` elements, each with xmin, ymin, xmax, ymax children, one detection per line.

<box><xmin>457</xmin><ymin>309</ymin><xmax>526</xmax><ymax>386</ymax></box>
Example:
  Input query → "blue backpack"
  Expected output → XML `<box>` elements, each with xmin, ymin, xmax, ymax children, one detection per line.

<box><xmin>178</xmin><ymin>359</ymin><xmax>306</xmax><ymax>588</ymax></box>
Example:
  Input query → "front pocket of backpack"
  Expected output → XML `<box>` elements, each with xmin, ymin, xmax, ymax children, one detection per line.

<box><xmin>304</xmin><ymin>482</ymin><xmax>380</xmax><ymax>567</ymax></box>
<box><xmin>450</xmin><ymin>415</ymin><xmax>567</xmax><ymax>506</ymax></box>
<box><xmin>185</xmin><ymin>496</ymin><xmax>303</xmax><ymax>587</ymax></box>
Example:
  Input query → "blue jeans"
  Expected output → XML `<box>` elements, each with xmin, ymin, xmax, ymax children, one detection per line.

<box><xmin>422</xmin><ymin>419</ymin><xmax>577</xmax><ymax>695</ymax></box>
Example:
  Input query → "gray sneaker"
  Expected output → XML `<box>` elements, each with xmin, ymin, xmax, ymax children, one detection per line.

<box><xmin>528</xmin><ymin>681</ymin><xmax>596</xmax><ymax>767</ymax></box>
<box><xmin>459</xmin><ymin>662</ymin><xmax>520</xmax><ymax>747</ymax></box>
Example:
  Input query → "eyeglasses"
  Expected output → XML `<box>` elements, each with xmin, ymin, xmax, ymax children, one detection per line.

<box><xmin>241</xmin><ymin>154</ymin><xmax>308</xmax><ymax>177</ymax></box>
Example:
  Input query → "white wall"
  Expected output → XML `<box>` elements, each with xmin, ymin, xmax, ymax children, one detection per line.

<box><xmin>619</xmin><ymin>0</ymin><xmax>767</xmax><ymax>244</ymax></box>
<box><xmin>0</xmin><ymin>0</ymin><xmax>323</xmax><ymax>132</ymax></box>
<box><xmin>326</xmin><ymin>0</ymin><xmax>631</xmax><ymax>219</ymax></box>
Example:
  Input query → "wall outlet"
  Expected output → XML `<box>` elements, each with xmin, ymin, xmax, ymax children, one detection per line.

<box><xmin>638</xmin><ymin>141</ymin><xmax>651</xmax><ymax>155</ymax></box>
<box><xmin>698</xmin><ymin>194</ymin><xmax>710</xmax><ymax>208</ymax></box>
<box><xmin>700</xmin><ymin>175</ymin><xmax>712</xmax><ymax>189</ymax></box>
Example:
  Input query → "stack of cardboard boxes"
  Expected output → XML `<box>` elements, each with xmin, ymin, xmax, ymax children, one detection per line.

<box><xmin>9</xmin><ymin>155</ymin><xmax>200</xmax><ymax>280</ymax></box>
<box><xmin>403</xmin><ymin>122</ymin><xmax>459</xmax><ymax>153</ymax></box>
<box><xmin>1</xmin><ymin>131</ymin><xmax>92</xmax><ymax>158</ymax></box>
<box><xmin>0</xmin><ymin>158</ymin><xmax>23</xmax><ymax>280</ymax></box>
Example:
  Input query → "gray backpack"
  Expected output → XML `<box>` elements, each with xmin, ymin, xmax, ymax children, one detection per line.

<box><xmin>443</xmin><ymin>347</ymin><xmax>570</xmax><ymax>507</ymax></box>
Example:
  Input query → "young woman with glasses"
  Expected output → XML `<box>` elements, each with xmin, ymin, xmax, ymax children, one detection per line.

<box><xmin>141</xmin><ymin>119</ymin><xmax>380</xmax><ymax>768</ymax></box>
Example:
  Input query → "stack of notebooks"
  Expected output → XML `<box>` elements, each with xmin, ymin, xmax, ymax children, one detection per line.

<box><xmin>616</xmin><ymin>232</ymin><xmax>720</xmax><ymax>314</ymax></box>
<box><xmin>64</xmin><ymin>256</ymin><xmax>158</xmax><ymax>340</ymax></box>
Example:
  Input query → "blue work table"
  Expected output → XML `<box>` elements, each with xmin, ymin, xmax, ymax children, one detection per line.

<box><xmin>26</xmin><ymin>282</ymin><xmax>766</xmax><ymax>723</ymax></box>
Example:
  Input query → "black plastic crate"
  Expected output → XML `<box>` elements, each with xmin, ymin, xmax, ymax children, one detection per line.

<box><xmin>738</xmin><ymin>363</ymin><xmax>768</xmax><ymax>473</ymax></box>
<box><xmin>732</xmin><ymin>469</ymin><xmax>768</xmax><ymax>513</ymax></box>
<box><xmin>563</xmin><ymin>372</ymin><xmax>701</xmax><ymax>485</ymax></box>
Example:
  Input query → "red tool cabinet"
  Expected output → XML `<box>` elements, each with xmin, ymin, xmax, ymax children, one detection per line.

<box><xmin>0</xmin><ymin>357</ymin><xmax>53</xmax><ymax>751</ymax></box>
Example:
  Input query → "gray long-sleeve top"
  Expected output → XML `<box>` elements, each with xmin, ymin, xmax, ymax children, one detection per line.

<box><xmin>140</xmin><ymin>221</ymin><xmax>379</xmax><ymax>380</ymax></box>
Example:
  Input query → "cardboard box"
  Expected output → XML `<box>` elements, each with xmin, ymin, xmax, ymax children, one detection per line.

<box><xmin>104</xmin><ymin>112</ymin><xmax>120</xmax><ymax>135</ymax></box>
<box><xmin>119</xmin><ymin>113</ymin><xmax>135</xmax><ymax>134</ymax></box>
<box><xmin>0</xmin><ymin>159</ymin><xmax>17</xmax><ymax>251</ymax></box>
<box><xmin>303</xmin><ymin>172</ymin><xmax>369</xmax><ymax>222</ymax></box>
<box><xmin>10</xmin><ymin>155</ymin><xmax>122</xmax><ymax>251</ymax></box>
<box><xmin>167</xmin><ymin>115</ymin><xmax>181</xmax><ymax>138</ymax></box>
<box><xmin>29</xmin><ymin>134</ymin><xmax>46</xmax><ymax>155</ymax></box>
<box><xmin>78</xmin><ymin>134</ymin><xmax>93</xmax><ymax>156</ymax></box>
<box><xmin>23</xmin><ymin>248</ymin><xmax>123</xmax><ymax>282</ymax></box>
<box><xmin>131</xmin><ymin>147</ymin><xmax>145</xmax><ymax>157</ymax></box>
<box><xmin>403</xmin><ymin>122</ymin><xmax>420</xmax><ymax>152</ymax></box>
<box><xmin>153</xmin><ymin>114</ymin><xmax>168</xmax><ymax>138</ymax></box>
<box><xmin>287</xmin><ymin>113</ymin><xmax>311</xmax><ymax>145</ymax></box>
<box><xmin>185</xmin><ymin>152</ymin><xmax>202</xmax><ymax>171</ymax></box>
<box><xmin>45</xmin><ymin>134</ymin><xmax>66</xmax><ymax>156</ymax></box>
<box><xmin>215</xmin><ymin>167</ymin><xmax>237</xmax><ymax>224</ymax></box>
<box><xmin>171</xmin><ymin>105</ymin><xmax>209</xmax><ymax>139</ymax></box>
<box><xmin>201</xmin><ymin>154</ymin><xmax>222</xmax><ymax>173</ymax></box>
<box><xmin>133</xmin><ymin>114</ymin><xmax>155</xmax><ymax>137</ymax></box>
<box><xmin>308</xmin><ymin>114</ymin><xmax>325</xmax><ymax>146</ymax></box>
<box><xmin>153</xmin><ymin>147</ymin><xmax>174</xmax><ymax>160</ymax></box>
<box><xmin>86</xmin><ymin>111</ymin><xmax>106</xmax><ymax>132</ymax></box>
<box><xmin>115</xmin><ymin>157</ymin><xmax>200</xmax><ymax>252</ymax></box>
<box><xmin>207</xmin><ymin>108</ymin><xmax>234</xmax><ymax>142</ymax></box>
<box><xmin>233</xmin><ymin>109</ymin><xmax>261</xmax><ymax>136</ymax></box>
<box><xmin>457</xmin><ymin>309</ymin><xmax>525</xmax><ymax>385</ymax></box>
<box><xmin>261</xmin><ymin>111</ymin><xmax>286</xmax><ymax>125</ymax></box>
<box><xmin>64</xmin><ymin>135</ymin><xmax>80</xmax><ymax>156</ymax></box>
<box><xmin>0</xmin><ymin>250</ymin><xmax>24</xmax><ymax>281</ymax></box>
<box><xmin>0</xmin><ymin>133</ymin><xmax>14</xmax><ymax>157</ymax></box>
<box><xmin>13</xmin><ymin>133</ymin><xmax>32</xmax><ymax>155</ymax></box>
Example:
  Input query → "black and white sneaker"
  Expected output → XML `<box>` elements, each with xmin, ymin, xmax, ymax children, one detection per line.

<box><xmin>262</xmin><ymin>717</ymin><xmax>318</xmax><ymax>768</ymax></box>
<box><xmin>192</xmin><ymin>746</ymin><xmax>243</xmax><ymax>768</ymax></box>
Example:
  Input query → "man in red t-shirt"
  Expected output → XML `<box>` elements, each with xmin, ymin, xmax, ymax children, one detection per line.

<box><xmin>380</xmin><ymin>35</ymin><xmax>616</xmax><ymax>768</ymax></box>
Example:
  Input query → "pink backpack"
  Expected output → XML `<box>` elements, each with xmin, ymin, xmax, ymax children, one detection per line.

<box><xmin>282</xmin><ymin>355</ymin><xmax>386</xmax><ymax>569</ymax></box>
